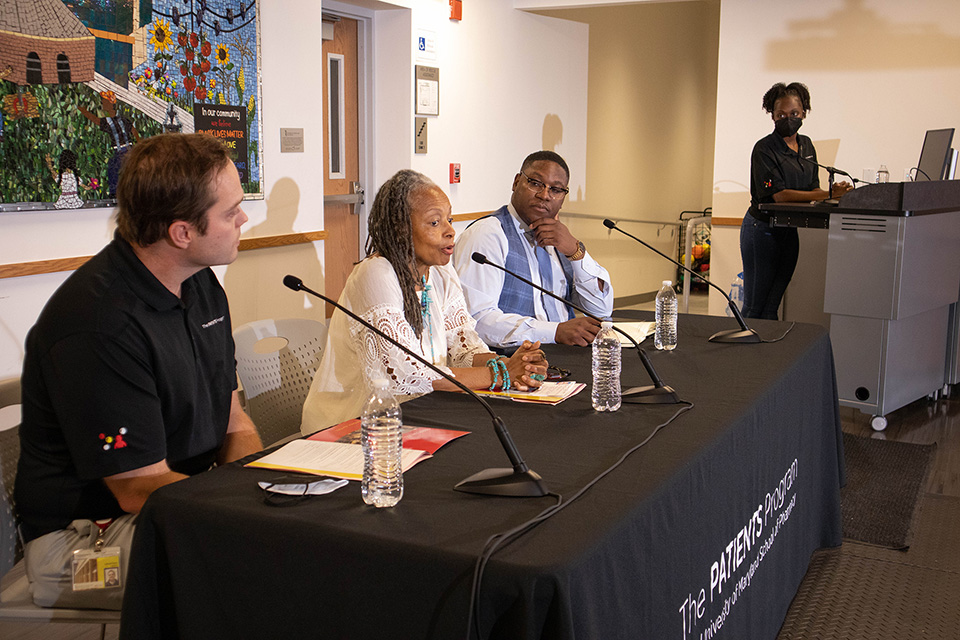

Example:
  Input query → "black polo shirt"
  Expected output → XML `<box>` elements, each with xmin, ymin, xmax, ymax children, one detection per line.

<box><xmin>16</xmin><ymin>234</ymin><xmax>236</xmax><ymax>541</ymax></box>
<box><xmin>749</xmin><ymin>132</ymin><xmax>820</xmax><ymax>221</ymax></box>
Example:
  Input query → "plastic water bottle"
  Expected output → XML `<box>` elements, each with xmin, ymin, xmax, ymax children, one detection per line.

<box><xmin>591</xmin><ymin>321</ymin><xmax>621</xmax><ymax>412</ymax></box>
<box><xmin>361</xmin><ymin>379</ymin><xmax>403</xmax><ymax>508</ymax></box>
<box><xmin>655</xmin><ymin>280</ymin><xmax>678</xmax><ymax>351</ymax></box>
<box><xmin>726</xmin><ymin>272</ymin><xmax>744</xmax><ymax>318</ymax></box>
<box><xmin>876</xmin><ymin>165</ymin><xmax>889</xmax><ymax>183</ymax></box>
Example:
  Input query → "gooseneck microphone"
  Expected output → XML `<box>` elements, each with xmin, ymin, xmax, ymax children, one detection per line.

<box><xmin>470</xmin><ymin>253</ymin><xmax>681</xmax><ymax>404</ymax></box>
<box><xmin>282</xmin><ymin>275</ymin><xmax>547</xmax><ymax>497</ymax></box>
<box><xmin>602</xmin><ymin>219</ymin><xmax>761</xmax><ymax>344</ymax></box>
<box><xmin>795</xmin><ymin>154</ymin><xmax>864</xmax><ymax>196</ymax></box>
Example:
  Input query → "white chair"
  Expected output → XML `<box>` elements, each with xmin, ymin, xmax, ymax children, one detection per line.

<box><xmin>234</xmin><ymin>318</ymin><xmax>327</xmax><ymax>447</ymax></box>
<box><xmin>0</xmin><ymin>376</ymin><xmax>22</xmax><ymax>579</ymax></box>
<box><xmin>0</xmin><ymin>377</ymin><xmax>121</xmax><ymax>639</ymax></box>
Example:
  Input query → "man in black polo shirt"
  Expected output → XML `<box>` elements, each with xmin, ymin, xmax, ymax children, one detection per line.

<box><xmin>15</xmin><ymin>133</ymin><xmax>263</xmax><ymax>609</ymax></box>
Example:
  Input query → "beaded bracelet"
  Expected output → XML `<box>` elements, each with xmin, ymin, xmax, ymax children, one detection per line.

<box><xmin>486</xmin><ymin>358</ymin><xmax>501</xmax><ymax>391</ymax></box>
<box><xmin>486</xmin><ymin>357</ymin><xmax>511</xmax><ymax>391</ymax></box>
<box><xmin>497</xmin><ymin>357</ymin><xmax>511</xmax><ymax>392</ymax></box>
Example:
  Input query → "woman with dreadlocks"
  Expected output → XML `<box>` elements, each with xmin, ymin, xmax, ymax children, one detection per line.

<box><xmin>302</xmin><ymin>170</ymin><xmax>548</xmax><ymax>434</ymax></box>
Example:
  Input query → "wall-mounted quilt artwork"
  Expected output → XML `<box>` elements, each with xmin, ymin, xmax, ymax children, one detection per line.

<box><xmin>0</xmin><ymin>0</ymin><xmax>263</xmax><ymax>211</ymax></box>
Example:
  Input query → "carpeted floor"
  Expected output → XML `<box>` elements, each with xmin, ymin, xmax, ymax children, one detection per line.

<box><xmin>778</xmin><ymin>416</ymin><xmax>955</xmax><ymax>640</ymax></box>
<box><xmin>840</xmin><ymin>432</ymin><xmax>936</xmax><ymax>549</ymax></box>
<box><xmin>778</xmin><ymin>493</ymin><xmax>960</xmax><ymax>639</ymax></box>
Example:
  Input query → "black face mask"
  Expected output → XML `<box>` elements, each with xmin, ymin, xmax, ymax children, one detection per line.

<box><xmin>775</xmin><ymin>116</ymin><xmax>803</xmax><ymax>138</ymax></box>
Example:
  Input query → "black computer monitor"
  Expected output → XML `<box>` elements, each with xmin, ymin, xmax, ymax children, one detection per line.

<box><xmin>916</xmin><ymin>128</ymin><xmax>954</xmax><ymax>181</ymax></box>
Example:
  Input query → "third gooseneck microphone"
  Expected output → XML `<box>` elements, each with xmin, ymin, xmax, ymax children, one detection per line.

<box><xmin>601</xmin><ymin>220</ymin><xmax>761</xmax><ymax>344</ymax></box>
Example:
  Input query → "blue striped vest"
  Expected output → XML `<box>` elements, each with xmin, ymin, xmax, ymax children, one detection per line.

<box><xmin>468</xmin><ymin>206</ymin><xmax>575</xmax><ymax>320</ymax></box>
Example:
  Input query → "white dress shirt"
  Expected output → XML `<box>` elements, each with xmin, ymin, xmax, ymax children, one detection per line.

<box><xmin>453</xmin><ymin>204</ymin><xmax>613</xmax><ymax>348</ymax></box>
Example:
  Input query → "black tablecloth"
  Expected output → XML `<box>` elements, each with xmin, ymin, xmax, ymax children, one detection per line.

<box><xmin>120</xmin><ymin>313</ymin><xmax>844</xmax><ymax>640</ymax></box>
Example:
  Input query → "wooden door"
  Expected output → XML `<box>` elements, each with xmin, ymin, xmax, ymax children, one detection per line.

<box><xmin>322</xmin><ymin>16</ymin><xmax>361</xmax><ymax>317</ymax></box>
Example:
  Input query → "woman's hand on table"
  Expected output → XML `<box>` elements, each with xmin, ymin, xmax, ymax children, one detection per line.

<box><xmin>505</xmin><ymin>340</ymin><xmax>548</xmax><ymax>391</ymax></box>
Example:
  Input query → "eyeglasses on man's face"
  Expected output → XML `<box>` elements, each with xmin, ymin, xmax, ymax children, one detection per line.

<box><xmin>519</xmin><ymin>170</ymin><xmax>569</xmax><ymax>200</ymax></box>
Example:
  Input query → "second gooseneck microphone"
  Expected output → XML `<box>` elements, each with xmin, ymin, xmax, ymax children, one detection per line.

<box><xmin>601</xmin><ymin>220</ymin><xmax>761</xmax><ymax>344</ymax></box>
<box><xmin>471</xmin><ymin>253</ymin><xmax>681</xmax><ymax>404</ymax></box>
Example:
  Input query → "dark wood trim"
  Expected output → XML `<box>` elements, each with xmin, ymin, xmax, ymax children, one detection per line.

<box><xmin>238</xmin><ymin>230</ymin><xmax>328</xmax><ymax>251</ymax></box>
<box><xmin>452</xmin><ymin>211</ymin><xmax>493</xmax><ymax>222</ymax></box>
<box><xmin>0</xmin><ymin>256</ymin><xmax>92</xmax><ymax>279</ymax></box>
<box><xmin>711</xmin><ymin>217</ymin><xmax>742</xmax><ymax>227</ymax></box>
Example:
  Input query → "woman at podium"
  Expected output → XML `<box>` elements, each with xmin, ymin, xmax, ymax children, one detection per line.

<box><xmin>740</xmin><ymin>82</ymin><xmax>852</xmax><ymax>320</ymax></box>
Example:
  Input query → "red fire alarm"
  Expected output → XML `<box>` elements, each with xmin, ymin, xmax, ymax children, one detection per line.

<box><xmin>450</xmin><ymin>0</ymin><xmax>462</xmax><ymax>21</ymax></box>
<box><xmin>450</xmin><ymin>163</ymin><xmax>461</xmax><ymax>184</ymax></box>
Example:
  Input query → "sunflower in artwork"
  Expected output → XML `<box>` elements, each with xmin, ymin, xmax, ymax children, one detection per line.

<box><xmin>150</xmin><ymin>18</ymin><xmax>174</xmax><ymax>53</ymax></box>
<box><xmin>215</xmin><ymin>43</ymin><xmax>231</xmax><ymax>65</ymax></box>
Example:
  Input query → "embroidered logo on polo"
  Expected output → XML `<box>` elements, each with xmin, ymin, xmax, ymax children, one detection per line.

<box><xmin>100</xmin><ymin>428</ymin><xmax>128</xmax><ymax>451</ymax></box>
<box><xmin>202</xmin><ymin>315</ymin><xmax>225</xmax><ymax>329</ymax></box>
<box><xmin>764</xmin><ymin>179</ymin><xmax>773</xmax><ymax>188</ymax></box>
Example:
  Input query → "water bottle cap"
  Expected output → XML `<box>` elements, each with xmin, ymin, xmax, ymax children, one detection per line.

<box><xmin>601</xmin><ymin>321</ymin><xmax>613</xmax><ymax>329</ymax></box>
<box><xmin>662</xmin><ymin>280</ymin><xmax>672</xmax><ymax>287</ymax></box>
<box><xmin>371</xmin><ymin>378</ymin><xmax>389</xmax><ymax>389</ymax></box>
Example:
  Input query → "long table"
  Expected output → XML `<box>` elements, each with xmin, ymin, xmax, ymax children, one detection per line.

<box><xmin>120</xmin><ymin>313</ymin><xmax>844</xmax><ymax>640</ymax></box>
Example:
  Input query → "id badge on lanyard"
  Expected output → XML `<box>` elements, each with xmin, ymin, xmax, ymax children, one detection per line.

<box><xmin>71</xmin><ymin>519</ymin><xmax>122</xmax><ymax>591</ymax></box>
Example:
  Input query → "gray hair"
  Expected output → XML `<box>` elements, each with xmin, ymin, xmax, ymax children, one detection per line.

<box><xmin>365</xmin><ymin>169</ymin><xmax>438</xmax><ymax>338</ymax></box>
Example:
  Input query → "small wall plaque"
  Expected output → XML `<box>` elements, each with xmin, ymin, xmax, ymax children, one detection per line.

<box><xmin>280</xmin><ymin>128</ymin><xmax>304</xmax><ymax>153</ymax></box>
<box><xmin>415</xmin><ymin>118</ymin><xmax>428</xmax><ymax>154</ymax></box>
<box><xmin>415</xmin><ymin>66</ymin><xmax>439</xmax><ymax>116</ymax></box>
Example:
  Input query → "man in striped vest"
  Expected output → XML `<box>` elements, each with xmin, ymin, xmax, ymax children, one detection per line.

<box><xmin>453</xmin><ymin>151</ymin><xmax>613</xmax><ymax>349</ymax></box>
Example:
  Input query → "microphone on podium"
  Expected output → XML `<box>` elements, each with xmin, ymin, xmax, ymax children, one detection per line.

<box><xmin>283</xmin><ymin>275</ymin><xmax>548</xmax><ymax>498</ymax></box>
<box><xmin>601</xmin><ymin>220</ymin><xmax>761</xmax><ymax>344</ymax></box>
<box><xmin>795</xmin><ymin>155</ymin><xmax>862</xmax><ymax>200</ymax></box>
<box><xmin>795</xmin><ymin>154</ymin><xmax>865</xmax><ymax>186</ymax></box>
<box><xmin>470</xmin><ymin>253</ymin><xmax>681</xmax><ymax>404</ymax></box>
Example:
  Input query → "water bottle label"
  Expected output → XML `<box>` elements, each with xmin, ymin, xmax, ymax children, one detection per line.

<box><xmin>726</xmin><ymin>271</ymin><xmax>744</xmax><ymax>317</ymax></box>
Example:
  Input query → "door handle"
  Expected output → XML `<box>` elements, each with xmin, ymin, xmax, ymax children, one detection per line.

<box><xmin>323</xmin><ymin>182</ymin><xmax>365</xmax><ymax>215</ymax></box>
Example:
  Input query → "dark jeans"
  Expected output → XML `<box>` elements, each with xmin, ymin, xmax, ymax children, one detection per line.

<box><xmin>739</xmin><ymin>212</ymin><xmax>799</xmax><ymax>320</ymax></box>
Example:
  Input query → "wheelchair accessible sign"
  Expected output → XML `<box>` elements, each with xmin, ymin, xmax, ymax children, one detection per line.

<box><xmin>417</xmin><ymin>29</ymin><xmax>437</xmax><ymax>62</ymax></box>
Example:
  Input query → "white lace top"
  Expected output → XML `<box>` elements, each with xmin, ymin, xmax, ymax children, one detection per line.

<box><xmin>301</xmin><ymin>257</ymin><xmax>492</xmax><ymax>434</ymax></box>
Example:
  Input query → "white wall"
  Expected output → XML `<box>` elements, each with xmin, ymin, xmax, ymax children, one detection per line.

<box><xmin>365</xmin><ymin>0</ymin><xmax>589</xmax><ymax>215</ymax></box>
<box><xmin>536</xmin><ymin>1</ymin><xmax>720</xmax><ymax>300</ymax></box>
<box><xmin>363</xmin><ymin>0</ymin><xmax>717</xmax><ymax>304</ymax></box>
<box><xmin>709</xmin><ymin>0</ymin><xmax>960</xmax><ymax>314</ymax></box>
<box><xmin>0</xmin><ymin>0</ymin><xmax>328</xmax><ymax>379</ymax></box>
<box><xmin>514</xmin><ymin>0</ymin><xmax>698</xmax><ymax>8</ymax></box>
<box><xmin>221</xmin><ymin>0</ymin><xmax>328</xmax><ymax>328</ymax></box>
<box><xmin>0</xmin><ymin>209</ymin><xmax>115</xmax><ymax>377</ymax></box>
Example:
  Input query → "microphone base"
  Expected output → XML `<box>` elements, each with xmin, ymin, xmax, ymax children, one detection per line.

<box><xmin>454</xmin><ymin>467</ymin><xmax>548</xmax><ymax>497</ymax></box>
<box><xmin>709</xmin><ymin>328</ymin><xmax>762</xmax><ymax>344</ymax></box>
<box><xmin>622</xmin><ymin>384</ymin><xmax>682</xmax><ymax>404</ymax></box>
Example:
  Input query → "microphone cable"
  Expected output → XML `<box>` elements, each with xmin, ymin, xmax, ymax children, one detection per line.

<box><xmin>464</xmin><ymin>401</ymin><xmax>695</xmax><ymax>640</ymax></box>
<box><xmin>760</xmin><ymin>322</ymin><xmax>796</xmax><ymax>343</ymax></box>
